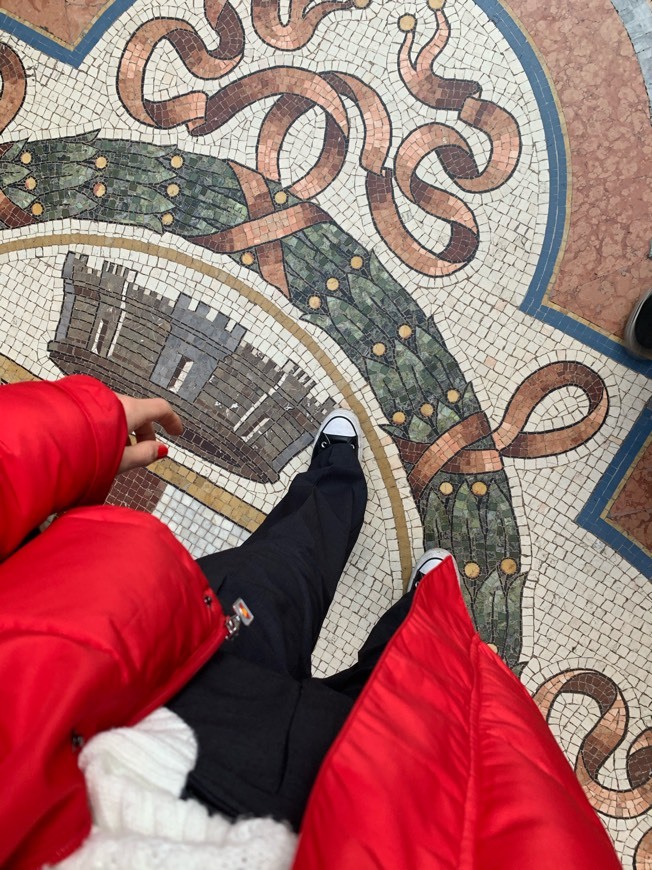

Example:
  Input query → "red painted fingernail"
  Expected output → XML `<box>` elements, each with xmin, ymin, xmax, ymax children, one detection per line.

<box><xmin>157</xmin><ymin>444</ymin><xmax>168</xmax><ymax>459</ymax></box>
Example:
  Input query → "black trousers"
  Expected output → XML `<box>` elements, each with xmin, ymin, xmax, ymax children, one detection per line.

<box><xmin>167</xmin><ymin>443</ymin><xmax>415</xmax><ymax>829</ymax></box>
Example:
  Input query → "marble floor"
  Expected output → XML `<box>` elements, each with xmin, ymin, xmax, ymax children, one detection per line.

<box><xmin>0</xmin><ymin>0</ymin><xmax>650</xmax><ymax>864</ymax></box>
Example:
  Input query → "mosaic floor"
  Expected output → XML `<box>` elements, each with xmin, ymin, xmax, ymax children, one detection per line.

<box><xmin>0</xmin><ymin>0</ymin><xmax>650</xmax><ymax>864</ymax></box>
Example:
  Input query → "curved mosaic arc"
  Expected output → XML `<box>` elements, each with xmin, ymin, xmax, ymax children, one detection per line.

<box><xmin>0</xmin><ymin>129</ymin><xmax>608</xmax><ymax>674</ymax></box>
<box><xmin>251</xmin><ymin>0</ymin><xmax>363</xmax><ymax>50</ymax></box>
<box><xmin>114</xmin><ymin>0</ymin><xmax>521</xmax><ymax>279</ymax></box>
<box><xmin>535</xmin><ymin>669</ymin><xmax>652</xmax><ymax>867</ymax></box>
<box><xmin>397</xmin><ymin>6</ymin><xmax>522</xmax><ymax>194</ymax></box>
<box><xmin>534</xmin><ymin>670</ymin><xmax>652</xmax><ymax>819</ymax></box>
<box><xmin>0</xmin><ymin>44</ymin><xmax>25</xmax><ymax>132</ymax></box>
<box><xmin>117</xmin><ymin>0</ymin><xmax>244</xmax><ymax>131</ymax></box>
<box><xmin>0</xmin><ymin>43</ymin><xmax>27</xmax><ymax>228</ymax></box>
<box><xmin>634</xmin><ymin>829</ymin><xmax>652</xmax><ymax>870</ymax></box>
<box><xmin>0</xmin><ymin>0</ymin><xmax>598</xmax><ymax>675</ymax></box>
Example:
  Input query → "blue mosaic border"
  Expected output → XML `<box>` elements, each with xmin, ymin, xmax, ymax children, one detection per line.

<box><xmin>474</xmin><ymin>1</ymin><xmax>567</xmax><ymax>315</ymax></box>
<box><xmin>472</xmin><ymin>3</ymin><xmax>568</xmax><ymax>362</ymax></box>
<box><xmin>478</xmin><ymin>0</ymin><xmax>652</xmax><ymax>378</ymax></box>
<box><xmin>0</xmin><ymin>0</ymin><xmax>137</xmax><ymax>68</ymax></box>
<box><xmin>481</xmin><ymin>1</ymin><xmax>652</xmax><ymax>577</ymax></box>
<box><xmin>577</xmin><ymin>403</ymin><xmax>652</xmax><ymax>579</ymax></box>
<box><xmin>522</xmin><ymin>293</ymin><xmax>652</xmax><ymax>377</ymax></box>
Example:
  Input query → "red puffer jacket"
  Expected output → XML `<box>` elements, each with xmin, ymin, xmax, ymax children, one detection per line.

<box><xmin>295</xmin><ymin>558</ymin><xmax>622</xmax><ymax>869</ymax></box>
<box><xmin>0</xmin><ymin>376</ymin><xmax>227</xmax><ymax>870</ymax></box>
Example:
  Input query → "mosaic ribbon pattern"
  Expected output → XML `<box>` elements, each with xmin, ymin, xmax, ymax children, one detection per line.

<box><xmin>251</xmin><ymin>0</ymin><xmax>361</xmax><ymax>49</ymax></box>
<box><xmin>0</xmin><ymin>44</ymin><xmax>24</xmax><ymax>134</ymax></box>
<box><xmin>115</xmin><ymin>0</ymin><xmax>520</xmax><ymax>278</ymax></box>
<box><xmin>535</xmin><ymin>670</ymin><xmax>652</xmax><ymax>862</ymax></box>
<box><xmin>635</xmin><ymin>829</ymin><xmax>652</xmax><ymax>870</ymax></box>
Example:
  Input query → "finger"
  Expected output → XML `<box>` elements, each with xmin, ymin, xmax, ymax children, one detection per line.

<box><xmin>118</xmin><ymin>440</ymin><xmax>168</xmax><ymax>474</ymax></box>
<box><xmin>134</xmin><ymin>422</ymin><xmax>156</xmax><ymax>443</ymax></box>
<box><xmin>159</xmin><ymin>405</ymin><xmax>184</xmax><ymax>436</ymax></box>
<box><xmin>129</xmin><ymin>398</ymin><xmax>184</xmax><ymax>436</ymax></box>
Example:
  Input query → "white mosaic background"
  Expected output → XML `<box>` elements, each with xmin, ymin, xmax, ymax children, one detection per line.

<box><xmin>0</xmin><ymin>0</ymin><xmax>649</xmax><ymax>858</ymax></box>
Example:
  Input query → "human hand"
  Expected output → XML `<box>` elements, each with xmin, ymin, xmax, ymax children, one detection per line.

<box><xmin>116</xmin><ymin>394</ymin><xmax>184</xmax><ymax>474</ymax></box>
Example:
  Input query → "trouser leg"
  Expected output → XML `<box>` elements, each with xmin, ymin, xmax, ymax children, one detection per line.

<box><xmin>170</xmin><ymin>557</ymin><xmax>416</xmax><ymax>827</ymax></box>
<box><xmin>196</xmin><ymin>442</ymin><xmax>367</xmax><ymax>680</ymax></box>
<box><xmin>173</xmin><ymin>651</ymin><xmax>354</xmax><ymax>829</ymax></box>
<box><xmin>320</xmin><ymin>587</ymin><xmax>416</xmax><ymax>699</ymax></box>
<box><xmin>167</xmin><ymin>442</ymin><xmax>366</xmax><ymax>826</ymax></box>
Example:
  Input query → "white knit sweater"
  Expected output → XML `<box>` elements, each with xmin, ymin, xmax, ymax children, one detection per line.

<box><xmin>52</xmin><ymin>708</ymin><xmax>297</xmax><ymax>870</ymax></box>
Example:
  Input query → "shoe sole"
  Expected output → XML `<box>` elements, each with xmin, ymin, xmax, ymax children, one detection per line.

<box><xmin>313</xmin><ymin>408</ymin><xmax>363</xmax><ymax>461</ymax></box>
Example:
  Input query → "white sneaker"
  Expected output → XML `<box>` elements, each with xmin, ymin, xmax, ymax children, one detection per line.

<box><xmin>407</xmin><ymin>548</ymin><xmax>454</xmax><ymax>592</ymax></box>
<box><xmin>312</xmin><ymin>409</ymin><xmax>362</xmax><ymax>462</ymax></box>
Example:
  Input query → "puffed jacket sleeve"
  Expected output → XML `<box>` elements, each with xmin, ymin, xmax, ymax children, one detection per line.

<box><xmin>0</xmin><ymin>375</ymin><xmax>229</xmax><ymax>869</ymax></box>
<box><xmin>0</xmin><ymin>375</ymin><xmax>126</xmax><ymax>559</ymax></box>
